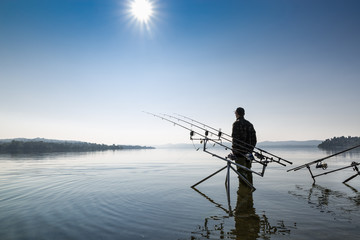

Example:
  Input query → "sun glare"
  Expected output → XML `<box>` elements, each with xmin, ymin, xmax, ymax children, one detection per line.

<box><xmin>130</xmin><ymin>0</ymin><xmax>154</xmax><ymax>23</ymax></box>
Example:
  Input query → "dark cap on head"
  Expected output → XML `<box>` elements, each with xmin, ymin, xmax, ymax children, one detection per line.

<box><xmin>235</xmin><ymin>107</ymin><xmax>245</xmax><ymax>116</ymax></box>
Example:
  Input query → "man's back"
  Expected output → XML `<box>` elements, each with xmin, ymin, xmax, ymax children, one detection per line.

<box><xmin>232</xmin><ymin>117</ymin><xmax>257</xmax><ymax>155</ymax></box>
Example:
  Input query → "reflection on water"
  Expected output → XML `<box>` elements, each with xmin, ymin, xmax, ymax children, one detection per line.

<box><xmin>1</xmin><ymin>148</ymin><xmax>360</xmax><ymax>240</ymax></box>
<box><xmin>319</xmin><ymin>148</ymin><xmax>360</xmax><ymax>159</ymax></box>
<box><xmin>192</xmin><ymin>187</ymin><xmax>232</xmax><ymax>215</ymax></box>
<box><xmin>190</xmin><ymin>182</ymin><xmax>296</xmax><ymax>239</ymax></box>
<box><xmin>289</xmin><ymin>184</ymin><xmax>360</xmax><ymax>222</ymax></box>
<box><xmin>233</xmin><ymin>183</ymin><xmax>260</xmax><ymax>239</ymax></box>
<box><xmin>0</xmin><ymin>151</ymin><xmax>95</xmax><ymax>160</ymax></box>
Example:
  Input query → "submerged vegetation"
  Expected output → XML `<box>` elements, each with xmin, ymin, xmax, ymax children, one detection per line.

<box><xmin>0</xmin><ymin>139</ymin><xmax>154</xmax><ymax>154</ymax></box>
<box><xmin>318</xmin><ymin>136</ymin><xmax>360</xmax><ymax>149</ymax></box>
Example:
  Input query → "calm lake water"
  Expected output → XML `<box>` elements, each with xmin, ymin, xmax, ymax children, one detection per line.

<box><xmin>1</xmin><ymin>147</ymin><xmax>360</xmax><ymax>240</ymax></box>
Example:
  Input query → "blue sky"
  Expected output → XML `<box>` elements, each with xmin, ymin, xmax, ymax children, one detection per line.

<box><xmin>1</xmin><ymin>0</ymin><xmax>359</xmax><ymax>145</ymax></box>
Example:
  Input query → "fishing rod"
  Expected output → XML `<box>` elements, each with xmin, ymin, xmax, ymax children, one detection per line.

<box><xmin>168</xmin><ymin>113</ymin><xmax>292</xmax><ymax>167</ymax></box>
<box><xmin>145</xmin><ymin>112</ymin><xmax>233</xmax><ymax>156</ymax></box>
<box><xmin>144</xmin><ymin>111</ymin><xmax>260</xmax><ymax>176</ymax></box>
<box><xmin>163</xmin><ymin>113</ymin><xmax>280</xmax><ymax>167</ymax></box>
<box><xmin>144</xmin><ymin>111</ymin><xmax>268</xmax><ymax>193</ymax></box>
<box><xmin>287</xmin><ymin>144</ymin><xmax>360</xmax><ymax>172</ymax></box>
<box><xmin>287</xmin><ymin>144</ymin><xmax>360</xmax><ymax>184</ymax></box>
<box><xmin>175</xmin><ymin>113</ymin><xmax>292</xmax><ymax>166</ymax></box>
<box><xmin>145</xmin><ymin>111</ymin><xmax>289</xmax><ymax>174</ymax></box>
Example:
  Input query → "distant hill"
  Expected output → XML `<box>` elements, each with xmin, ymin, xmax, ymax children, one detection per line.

<box><xmin>318</xmin><ymin>136</ymin><xmax>360</xmax><ymax>149</ymax></box>
<box><xmin>0</xmin><ymin>138</ymin><xmax>154</xmax><ymax>154</ymax></box>
<box><xmin>0</xmin><ymin>138</ymin><xmax>82</xmax><ymax>143</ymax></box>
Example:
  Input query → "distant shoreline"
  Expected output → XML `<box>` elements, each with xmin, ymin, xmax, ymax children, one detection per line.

<box><xmin>0</xmin><ymin>138</ymin><xmax>154</xmax><ymax>154</ymax></box>
<box><xmin>2</xmin><ymin>137</ymin><xmax>359</xmax><ymax>153</ymax></box>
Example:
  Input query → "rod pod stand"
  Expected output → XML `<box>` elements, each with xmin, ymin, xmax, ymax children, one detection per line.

<box><xmin>305</xmin><ymin>161</ymin><xmax>360</xmax><ymax>184</ymax></box>
<box><xmin>191</xmin><ymin>138</ymin><xmax>256</xmax><ymax>209</ymax></box>
<box><xmin>343</xmin><ymin>163</ymin><xmax>360</xmax><ymax>183</ymax></box>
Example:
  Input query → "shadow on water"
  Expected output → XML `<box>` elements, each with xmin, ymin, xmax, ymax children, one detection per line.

<box><xmin>289</xmin><ymin>184</ymin><xmax>360</xmax><ymax>222</ymax></box>
<box><xmin>189</xmin><ymin>183</ymin><xmax>296</xmax><ymax>240</ymax></box>
<box><xmin>319</xmin><ymin>147</ymin><xmax>360</xmax><ymax>158</ymax></box>
<box><xmin>0</xmin><ymin>151</ymin><xmax>93</xmax><ymax>161</ymax></box>
<box><xmin>0</xmin><ymin>149</ymin><xmax>143</xmax><ymax>161</ymax></box>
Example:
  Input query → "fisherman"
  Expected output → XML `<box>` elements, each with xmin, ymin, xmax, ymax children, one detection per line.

<box><xmin>232</xmin><ymin>107</ymin><xmax>257</xmax><ymax>184</ymax></box>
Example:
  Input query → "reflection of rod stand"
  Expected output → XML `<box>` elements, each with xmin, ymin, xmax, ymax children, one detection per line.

<box><xmin>306</xmin><ymin>161</ymin><xmax>360</xmax><ymax>184</ymax></box>
<box><xmin>191</xmin><ymin>138</ymin><xmax>256</xmax><ymax>209</ymax></box>
<box><xmin>192</xmin><ymin>186</ymin><xmax>232</xmax><ymax>215</ymax></box>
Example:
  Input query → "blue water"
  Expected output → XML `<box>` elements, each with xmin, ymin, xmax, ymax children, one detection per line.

<box><xmin>1</xmin><ymin>147</ymin><xmax>360</xmax><ymax>239</ymax></box>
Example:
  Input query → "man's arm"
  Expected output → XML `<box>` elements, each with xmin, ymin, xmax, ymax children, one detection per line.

<box><xmin>249</xmin><ymin>125</ymin><xmax>257</xmax><ymax>151</ymax></box>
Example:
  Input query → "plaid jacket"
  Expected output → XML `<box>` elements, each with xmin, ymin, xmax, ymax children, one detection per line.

<box><xmin>232</xmin><ymin>117</ymin><xmax>257</xmax><ymax>155</ymax></box>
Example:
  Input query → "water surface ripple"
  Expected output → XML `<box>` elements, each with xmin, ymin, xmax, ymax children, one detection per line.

<box><xmin>1</xmin><ymin>148</ymin><xmax>360</xmax><ymax>239</ymax></box>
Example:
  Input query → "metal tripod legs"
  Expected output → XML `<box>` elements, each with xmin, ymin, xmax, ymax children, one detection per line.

<box><xmin>191</xmin><ymin>161</ymin><xmax>256</xmax><ymax>210</ymax></box>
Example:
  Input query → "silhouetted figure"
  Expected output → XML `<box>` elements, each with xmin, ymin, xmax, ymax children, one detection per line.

<box><xmin>232</xmin><ymin>107</ymin><xmax>257</xmax><ymax>184</ymax></box>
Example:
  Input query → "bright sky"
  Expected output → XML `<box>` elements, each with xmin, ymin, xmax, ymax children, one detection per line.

<box><xmin>1</xmin><ymin>0</ymin><xmax>359</xmax><ymax>146</ymax></box>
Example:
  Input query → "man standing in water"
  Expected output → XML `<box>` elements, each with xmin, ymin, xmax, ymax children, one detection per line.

<box><xmin>232</xmin><ymin>107</ymin><xmax>257</xmax><ymax>184</ymax></box>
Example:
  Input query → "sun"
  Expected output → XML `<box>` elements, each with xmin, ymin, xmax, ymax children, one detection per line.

<box><xmin>130</xmin><ymin>0</ymin><xmax>154</xmax><ymax>23</ymax></box>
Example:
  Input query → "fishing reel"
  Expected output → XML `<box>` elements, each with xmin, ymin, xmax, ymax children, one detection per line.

<box><xmin>316</xmin><ymin>162</ymin><xmax>328</xmax><ymax>170</ymax></box>
<box><xmin>226</xmin><ymin>153</ymin><xmax>254</xmax><ymax>163</ymax></box>
<box><xmin>254</xmin><ymin>152</ymin><xmax>265</xmax><ymax>160</ymax></box>
<box><xmin>351</xmin><ymin>161</ymin><xmax>359</xmax><ymax>171</ymax></box>
<box><xmin>226</xmin><ymin>153</ymin><xmax>236</xmax><ymax>161</ymax></box>
<box><xmin>245</xmin><ymin>153</ymin><xmax>255</xmax><ymax>162</ymax></box>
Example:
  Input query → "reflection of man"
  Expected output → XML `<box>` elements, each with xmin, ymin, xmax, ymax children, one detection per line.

<box><xmin>232</xmin><ymin>183</ymin><xmax>260</xmax><ymax>239</ymax></box>
<box><xmin>232</xmin><ymin>107</ymin><xmax>257</xmax><ymax>184</ymax></box>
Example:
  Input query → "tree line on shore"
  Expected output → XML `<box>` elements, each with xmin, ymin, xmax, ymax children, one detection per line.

<box><xmin>318</xmin><ymin>136</ymin><xmax>360</xmax><ymax>149</ymax></box>
<box><xmin>2</xmin><ymin>136</ymin><xmax>359</xmax><ymax>153</ymax></box>
<box><xmin>0</xmin><ymin>140</ymin><xmax>154</xmax><ymax>154</ymax></box>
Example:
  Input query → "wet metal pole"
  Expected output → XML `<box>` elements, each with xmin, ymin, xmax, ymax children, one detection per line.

<box><xmin>226</xmin><ymin>161</ymin><xmax>231</xmax><ymax>208</ymax></box>
<box><xmin>343</xmin><ymin>163</ymin><xmax>360</xmax><ymax>183</ymax></box>
<box><xmin>191</xmin><ymin>166</ymin><xmax>227</xmax><ymax>188</ymax></box>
